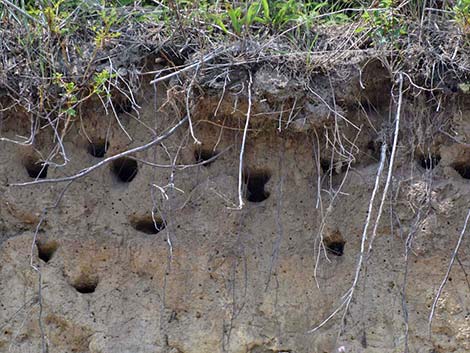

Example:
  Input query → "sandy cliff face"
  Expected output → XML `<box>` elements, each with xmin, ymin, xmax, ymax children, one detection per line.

<box><xmin>1</xmin><ymin>65</ymin><xmax>470</xmax><ymax>353</ymax></box>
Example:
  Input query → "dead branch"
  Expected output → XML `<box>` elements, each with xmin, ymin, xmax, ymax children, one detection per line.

<box><xmin>132</xmin><ymin>145</ymin><xmax>232</xmax><ymax>170</ymax></box>
<box><xmin>11</xmin><ymin>116</ymin><xmax>189</xmax><ymax>187</ymax></box>
<box><xmin>428</xmin><ymin>208</ymin><xmax>470</xmax><ymax>333</ymax></box>
<box><xmin>235</xmin><ymin>70</ymin><xmax>253</xmax><ymax>210</ymax></box>
<box><xmin>367</xmin><ymin>73</ymin><xmax>403</xmax><ymax>254</ymax></box>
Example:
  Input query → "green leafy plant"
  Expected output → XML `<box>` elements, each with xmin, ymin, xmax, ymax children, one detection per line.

<box><xmin>224</xmin><ymin>1</ymin><xmax>263</xmax><ymax>35</ymax></box>
<box><xmin>209</xmin><ymin>0</ymin><xmax>363</xmax><ymax>36</ymax></box>
<box><xmin>92</xmin><ymin>69</ymin><xmax>116</xmax><ymax>97</ymax></box>
<box><xmin>92</xmin><ymin>8</ymin><xmax>122</xmax><ymax>48</ymax></box>
<box><xmin>455</xmin><ymin>0</ymin><xmax>470</xmax><ymax>33</ymax></box>
<box><xmin>270</xmin><ymin>0</ymin><xmax>305</xmax><ymax>28</ymax></box>
<box><xmin>26</xmin><ymin>0</ymin><xmax>76</xmax><ymax>35</ymax></box>
<box><xmin>361</xmin><ymin>0</ymin><xmax>407</xmax><ymax>44</ymax></box>
<box><xmin>53</xmin><ymin>73</ymin><xmax>79</xmax><ymax>117</ymax></box>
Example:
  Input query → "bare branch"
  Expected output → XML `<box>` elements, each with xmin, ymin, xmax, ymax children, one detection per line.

<box><xmin>149</xmin><ymin>48</ymin><xmax>228</xmax><ymax>85</ymax></box>
<box><xmin>235</xmin><ymin>71</ymin><xmax>253</xmax><ymax>210</ymax></box>
<box><xmin>367</xmin><ymin>73</ymin><xmax>403</xmax><ymax>254</ymax></box>
<box><xmin>428</xmin><ymin>208</ymin><xmax>470</xmax><ymax>333</ymax></box>
<box><xmin>11</xmin><ymin>116</ymin><xmax>189</xmax><ymax>186</ymax></box>
<box><xmin>132</xmin><ymin>145</ymin><xmax>232</xmax><ymax>169</ymax></box>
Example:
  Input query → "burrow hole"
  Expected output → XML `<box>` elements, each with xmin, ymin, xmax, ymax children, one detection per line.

<box><xmin>367</xmin><ymin>140</ymin><xmax>382</xmax><ymax>160</ymax></box>
<box><xmin>248</xmin><ymin>345</ymin><xmax>280</xmax><ymax>353</ymax></box>
<box><xmin>418</xmin><ymin>153</ymin><xmax>440</xmax><ymax>170</ymax></box>
<box><xmin>320</xmin><ymin>158</ymin><xmax>347</xmax><ymax>175</ymax></box>
<box><xmin>115</xmin><ymin>100</ymin><xmax>133</xmax><ymax>114</ymax></box>
<box><xmin>194</xmin><ymin>147</ymin><xmax>218</xmax><ymax>166</ymax></box>
<box><xmin>320</xmin><ymin>159</ymin><xmax>332</xmax><ymax>173</ymax></box>
<box><xmin>324</xmin><ymin>231</ymin><xmax>346</xmax><ymax>257</ymax></box>
<box><xmin>72</xmin><ymin>274</ymin><xmax>98</xmax><ymax>294</ymax></box>
<box><xmin>243</xmin><ymin>169</ymin><xmax>271</xmax><ymax>203</ymax></box>
<box><xmin>112</xmin><ymin>157</ymin><xmax>138</xmax><ymax>182</ymax></box>
<box><xmin>88</xmin><ymin>139</ymin><xmax>109</xmax><ymax>158</ymax></box>
<box><xmin>130</xmin><ymin>215</ymin><xmax>165</xmax><ymax>235</ymax></box>
<box><xmin>36</xmin><ymin>240</ymin><xmax>59</xmax><ymax>263</ymax></box>
<box><xmin>453</xmin><ymin>162</ymin><xmax>470</xmax><ymax>179</ymax></box>
<box><xmin>24</xmin><ymin>158</ymin><xmax>48</xmax><ymax>179</ymax></box>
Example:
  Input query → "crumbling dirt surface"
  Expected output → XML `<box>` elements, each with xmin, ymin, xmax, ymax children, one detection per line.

<box><xmin>1</xmin><ymin>63</ymin><xmax>470</xmax><ymax>353</ymax></box>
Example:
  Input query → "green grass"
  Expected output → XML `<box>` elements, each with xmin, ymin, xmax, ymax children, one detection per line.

<box><xmin>1</xmin><ymin>1</ymin><xmax>464</xmax><ymax>40</ymax></box>
<box><xmin>0</xmin><ymin>0</ymin><xmax>467</xmax><ymax>120</ymax></box>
